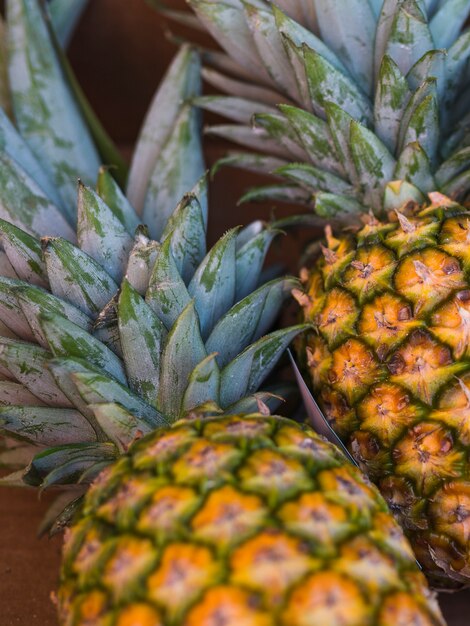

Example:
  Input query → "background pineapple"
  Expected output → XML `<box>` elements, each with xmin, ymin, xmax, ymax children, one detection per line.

<box><xmin>161</xmin><ymin>0</ymin><xmax>470</xmax><ymax>589</ymax></box>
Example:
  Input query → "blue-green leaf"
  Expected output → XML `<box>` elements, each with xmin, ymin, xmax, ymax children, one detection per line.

<box><xmin>127</xmin><ymin>45</ymin><xmax>202</xmax><ymax>215</ymax></box>
<box><xmin>0</xmin><ymin>405</ymin><xmax>96</xmax><ymax>445</ymax></box>
<box><xmin>157</xmin><ymin>301</ymin><xmax>206</xmax><ymax>420</ymax></box>
<box><xmin>43</xmin><ymin>237</ymin><xmax>118</xmax><ymax>318</ymax></box>
<box><xmin>7</xmin><ymin>0</ymin><xmax>100</xmax><ymax>216</ymax></box>
<box><xmin>39</xmin><ymin>312</ymin><xmax>127</xmax><ymax>384</ymax></box>
<box><xmin>146</xmin><ymin>237</ymin><xmax>190</xmax><ymax>330</ymax></box>
<box><xmin>182</xmin><ymin>354</ymin><xmax>220</xmax><ymax>414</ymax></box>
<box><xmin>220</xmin><ymin>324</ymin><xmax>307</xmax><ymax>407</ymax></box>
<box><xmin>188</xmin><ymin>228</ymin><xmax>237</xmax><ymax>340</ymax></box>
<box><xmin>118</xmin><ymin>280</ymin><xmax>167</xmax><ymax>407</ymax></box>
<box><xmin>77</xmin><ymin>182</ymin><xmax>134</xmax><ymax>283</ymax></box>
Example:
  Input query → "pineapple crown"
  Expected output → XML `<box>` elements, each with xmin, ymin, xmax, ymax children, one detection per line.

<box><xmin>163</xmin><ymin>0</ymin><xmax>470</xmax><ymax>219</ymax></box>
<box><xmin>0</xmin><ymin>0</ymin><xmax>306</xmax><ymax>525</ymax></box>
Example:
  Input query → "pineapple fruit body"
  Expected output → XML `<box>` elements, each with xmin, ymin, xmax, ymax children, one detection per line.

<box><xmin>297</xmin><ymin>196</ymin><xmax>470</xmax><ymax>588</ymax></box>
<box><xmin>58</xmin><ymin>415</ymin><xmax>444</xmax><ymax>626</ymax></box>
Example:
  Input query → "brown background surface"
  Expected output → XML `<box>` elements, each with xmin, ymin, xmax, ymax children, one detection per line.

<box><xmin>0</xmin><ymin>1</ymin><xmax>469</xmax><ymax>624</ymax></box>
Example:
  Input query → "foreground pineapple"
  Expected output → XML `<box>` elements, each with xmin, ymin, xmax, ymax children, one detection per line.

<box><xmin>175</xmin><ymin>0</ymin><xmax>470</xmax><ymax>588</ymax></box>
<box><xmin>58</xmin><ymin>415</ymin><xmax>445</xmax><ymax>626</ymax></box>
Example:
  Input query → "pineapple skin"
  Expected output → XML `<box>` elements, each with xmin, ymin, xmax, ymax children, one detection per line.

<box><xmin>297</xmin><ymin>198</ymin><xmax>470</xmax><ymax>589</ymax></box>
<box><xmin>58</xmin><ymin>415</ymin><xmax>444</xmax><ymax>626</ymax></box>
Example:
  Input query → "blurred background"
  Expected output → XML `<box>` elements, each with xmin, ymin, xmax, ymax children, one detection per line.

<box><xmin>1</xmin><ymin>1</ymin><xmax>469</xmax><ymax>624</ymax></box>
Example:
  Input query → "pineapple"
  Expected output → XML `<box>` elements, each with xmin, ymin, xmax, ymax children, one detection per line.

<box><xmin>0</xmin><ymin>1</ymin><xmax>446</xmax><ymax>623</ymax></box>
<box><xmin>177</xmin><ymin>0</ymin><xmax>470</xmax><ymax>588</ymax></box>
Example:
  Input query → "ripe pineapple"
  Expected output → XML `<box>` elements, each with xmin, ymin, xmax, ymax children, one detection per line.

<box><xmin>58</xmin><ymin>415</ymin><xmax>445</xmax><ymax>626</ymax></box>
<box><xmin>177</xmin><ymin>0</ymin><xmax>470</xmax><ymax>588</ymax></box>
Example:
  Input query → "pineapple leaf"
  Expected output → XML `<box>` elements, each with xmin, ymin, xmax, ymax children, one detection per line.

<box><xmin>206</xmin><ymin>277</ymin><xmax>299</xmax><ymax>368</ymax></box>
<box><xmin>279</xmin><ymin>104</ymin><xmax>344</xmax><ymax>177</ymax></box>
<box><xmin>0</xmin><ymin>276</ymin><xmax>36</xmax><ymax>341</ymax></box>
<box><xmin>0</xmin><ymin>108</ymin><xmax>62</xmax><ymax>207</ymax></box>
<box><xmin>124</xmin><ymin>233</ymin><xmax>160</xmax><ymax>297</ymax></box>
<box><xmin>242</xmin><ymin>2</ymin><xmax>301</xmax><ymax>101</ymax></box>
<box><xmin>0</xmin><ymin>381</ymin><xmax>45</xmax><ymax>406</ymax></box>
<box><xmin>407</xmin><ymin>49</ymin><xmax>446</xmax><ymax>96</ymax></box>
<box><xmin>118</xmin><ymin>280</ymin><xmax>167</xmax><ymax>408</ymax></box>
<box><xmin>42</xmin><ymin>237</ymin><xmax>118</xmax><ymax>318</ymax></box>
<box><xmin>146</xmin><ymin>237</ymin><xmax>191</xmax><ymax>330</ymax></box>
<box><xmin>0</xmin><ymin>337</ymin><xmax>72</xmax><ymax>406</ymax></box>
<box><xmin>160</xmin><ymin>194</ymin><xmax>206</xmax><ymax>285</ymax></box>
<box><xmin>399</xmin><ymin>92</ymin><xmax>439</xmax><ymax>169</ymax></box>
<box><xmin>385</xmin><ymin>0</ymin><xmax>434</xmax><ymax>77</ymax></box>
<box><xmin>182</xmin><ymin>353</ymin><xmax>221</xmax><ymax>414</ymax></box>
<box><xmin>157</xmin><ymin>301</ymin><xmax>207</xmax><ymax>420</ymax></box>
<box><xmin>314</xmin><ymin>193</ymin><xmax>365</xmax><ymax>219</ymax></box>
<box><xmin>23</xmin><ymin>442</ymin><xmax>117</xmax><ymax>487</ymax></box>
<box><xmin>429</xmin><ymin>0</ymin><xmax>470</xmax><ymax>49</ymax></box>
<box><xmin>238</xmin><ymin>183</ymin><xmax>312</xmax><ymax>205</ymax></box>
<box><xmin>7</xmin><ymin>0</ymin><xmax>101</xmax><ymax>214</ymax></box>
<box><xmin>39</xmin><ymin>312</ymin><xmax>127</xmax><ymax>385</ymax></box>
<box><xmin>253</xmin><ymin>112</ymin><xmax>309</xmax><ymax>161</ymax></box>
<box><xmin>395</xmin><ymin>141</ymin><xmax>436</xmax><ymax>193</ymax></box>
<box><xmin>207</xmin><ymin>124</ymin><xmax>294</xmax><ymax>160</ymax></box>
<box><xmin>48</xmin><ymin>0</ymin><xmax>88</xmax><ymax>48</ymax></box>
<box><xmin>272</xmin><ymin>5</ymin><xmax>348</xmax><ymax>76</ymax></box>
<box><xmin>187</xmin><ymin>0</ymin><xmax>270</xmax><ymax>84</ymax></box>
<box><xmin>194</xmin><ymin>94</ymin><xmax>276</xmax><ymax>124</ymax></box>
<box><xmin>0</xmin><ymin>219</ymin><xmax>48</xmax><ymax>287</ymax></box>
<box><xmin>303</xmin><ymin>44</ymin><xmax>373</xmax><ymax>125</ymax></box>
<box><xmin>374</xmin><ymin>54</ymin><xmax>411</xmax><ymax>155</ymax></box>
<box><xmin>211</xmin><ymin>151</ymin><xmax>288</xmax><ymax>177</ymax></box>
<box><xmin>275</xmin><ymin>163</ymin><xmax>352</xmax><ymax>195</ymax></box>
<box><xmin>142</xmin><ymin>104</ymin><xmax>205</xmax><ymax>240</ymax></box>
<box><xmin>436</xmin><ymin>146</ymin><xmax>470</xmax><ymax>186</ymax></box>
<box><xmin>349</xmin><ymin>120</ymin><xmax>397</xmax><ymax>209</ymax></box>
<box><xmin>235</xmin><ymin>225</ymin><xmax>281</xmax><ymax>301</ymax></box>
<box><xmin>89</xmin><ymin>403</ymin><xmax>154</xmax><ymax>454</ymax></box>
<box><xmin>127</xmin><ymin>45</ymin><xmax>202</xmax><ymax>215</ymax></box>
<box><xmin>0</xmin><ymin>405</ymin><xmax>96</xmax><ymax>446</ymax></box>
<box><xmin>71</xmin><ymin>370</ymin><xmax>166</xmax><ymax>427</ymax></box>
<box><xmin>17</xmin><ymin>284</ymin><xmax>92</xmax><ymax>348</ymax></box>
<box><xmin>0</xmin><ymin>152</ymin><xmax>75</xmax><ymax>240</ymax></box>
<box><xmin>77</xmin><ymin>182</ymin><xmax>134</xmax><ymax>283</ymax></box>
<box><xmin>220</xmin><ymin>324</ymin><xmax>308</xmax><ymax>407</ymax></box>
<box><xmin>313</xmin><ymin>0</ymin><xmax>376</xmax><ymax>96</ymax></box>
<box><xmin>96</xmin><ymin>167</ymin><xmax>140</xmax><ymax>236</ymax></box>
<box><xmin>188</xmin><ymin>228</ymin><xmax>238</xmax><ymax>340</ymax></box>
